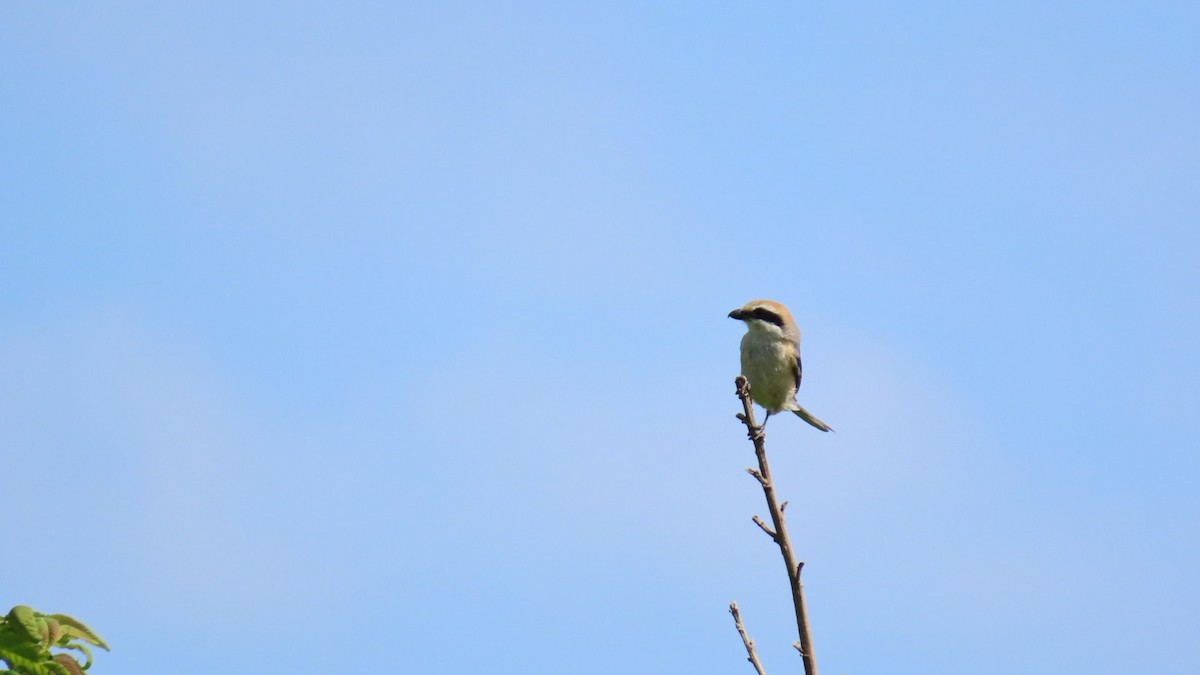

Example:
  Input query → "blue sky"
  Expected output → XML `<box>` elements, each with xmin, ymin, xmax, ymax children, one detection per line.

<box><xmin>2</xmin><ymin>2</ymin><xmax>1197</xmax><ymax>673</ymax></box>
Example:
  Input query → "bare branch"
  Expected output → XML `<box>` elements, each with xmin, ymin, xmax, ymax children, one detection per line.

<box><xmin>751</xmin><ymin>515</ymin><xmax>777</xmax><ymax>540</ymax></box>
<box><xmin>732</xmin><ymin>375</ymin><xmax>819</xmax><ymax>675</ymax></box>
<box><xmin>746</xmin><ymin>467</ymin><xmax>768</xmax><ymax>487</ymax></box>
<box><xmin>729</xmin><ymin>602</ymin><xmax>768</xmax><ymax>675</ymax></box>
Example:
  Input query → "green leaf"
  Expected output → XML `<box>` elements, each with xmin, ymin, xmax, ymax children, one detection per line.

<box><xmin>52</xmin><ymin>643</ymin><xmax>92</xmax><ymax>670</ymax></box>
<box><xmin>0</xmin><ymin>627</ymin><xmax>33</xmax><ymax>650</ymax></box>
<box><xmin>40</xmin><ymin>659</ymin><xmax>72</xmax><ymax>675</ymax></box>
<box><xmin>44</xmin><ymin>618</ymin><xmax>106</xmax><ymax>652</ymax></box>
<box><xmin>4</xmin><ymin>607</ymin><xmax>42</xmax><ymax>644</ymax></box>
<box><xmin>1</xmin><ymin>610</ymin><xmax>106</xmax><ymax>674</ymax></box>
<box><xmin>40</xmin><ymin>620</ymin><xmax>62</xmax><ymax>647</ymax></box>
<box><xmin>0</xmin><ymin>642</ymin><xmax>53</xmax><ymax>675</ymax></box>
<box><xmin>49</xmin><ymin>655</ymin><xmax>83</xmax><ymax>675</ymax></box>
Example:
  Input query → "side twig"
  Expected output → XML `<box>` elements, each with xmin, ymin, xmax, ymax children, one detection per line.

<box><xmin>734</xmin><ymin>375</ymin><xmax>819</xmax><ymax>675</ymax></box>
<box><xmin>729</xmin><ymin>602</ymin><xmax>768</xmax><ymax>675</ymax></box>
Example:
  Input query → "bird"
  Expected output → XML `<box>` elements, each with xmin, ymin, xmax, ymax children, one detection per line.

<box><xmin>729</xmin><ymin>299</ymin><xmax>833</xmax><ymax>432</ymax></box>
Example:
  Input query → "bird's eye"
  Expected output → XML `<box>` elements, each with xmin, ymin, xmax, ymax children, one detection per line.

<box><xmin>752</xmin><ymin>308</ymin><xmax>784</xmax><ymax>327</ymax></box>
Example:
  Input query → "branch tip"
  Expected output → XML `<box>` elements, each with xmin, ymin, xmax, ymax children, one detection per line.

<box><xmin>734</xmin><ymin>374</ymin><xmax>749</xmax><ymax>392</ymax></box>
<box><xmin>729</xmin><ymin>599</ymin><xmax>767</xmax><ymax>675</ymax></box>
<box><xmin>752</xmin><ymin>515</ymin><xmax>777</xmax><ymax>540</ymax></box>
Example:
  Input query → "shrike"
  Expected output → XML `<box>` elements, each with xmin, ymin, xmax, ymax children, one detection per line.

<box><xmin>729</xmin><ymin>299</ymin><xmax>833</xmax><ymax>432</ymax></box>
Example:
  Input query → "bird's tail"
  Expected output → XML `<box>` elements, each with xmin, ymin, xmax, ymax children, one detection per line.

<box><xmin>792</xmin><ymin>404</ymin><xmax>834</xmax><ymax>432</ymax></box>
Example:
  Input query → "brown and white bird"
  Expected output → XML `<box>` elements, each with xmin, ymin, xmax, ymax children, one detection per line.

<box><xmin>728</xmin><ymin>299</ymin><xmax>833</xmax><ymax>432</ymax></box>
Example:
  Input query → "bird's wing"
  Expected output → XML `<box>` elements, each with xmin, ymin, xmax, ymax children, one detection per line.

<box><xmin>794</xmin><ymin>350</ymin><xmax>803</xmax><ymax>390</ymax></box>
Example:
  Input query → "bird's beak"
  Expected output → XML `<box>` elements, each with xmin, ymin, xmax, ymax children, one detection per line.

<box><xmin>728</xmin><ymin>309</ymin><xmax>745</xmax><ymax>320</ymax></box>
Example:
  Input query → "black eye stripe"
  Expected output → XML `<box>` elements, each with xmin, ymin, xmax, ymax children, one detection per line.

<box><xmin>751</xmin><ymin>308</ymin><xmax>784</xmax><ymax>327</ymax></box>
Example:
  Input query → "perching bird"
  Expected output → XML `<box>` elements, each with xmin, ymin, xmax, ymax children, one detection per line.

<box><xmin>729</xmin><ymin>299</ymin><xmax>833</xmax><ymax>432</ymax></box>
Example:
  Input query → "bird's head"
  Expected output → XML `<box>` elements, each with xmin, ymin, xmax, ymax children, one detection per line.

<box><xmin>728</xmin><ymin>299</ymin><xmax>800</xmax><ymax>341</ymax></box>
